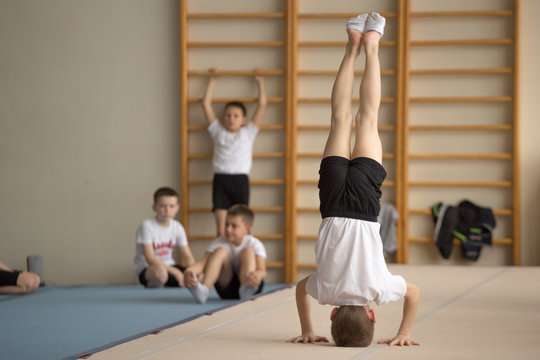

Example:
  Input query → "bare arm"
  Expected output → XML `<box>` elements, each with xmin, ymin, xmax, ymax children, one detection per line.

<box><xmin>179</xmin><ymin>245</ymin><xmax>196</xmax><ymax>267</ymax></box>
<box><xmin>245</xmin><ymin>255</ymin><xmax>267</xmax><ymax>288</ymax></box>
<box><xmin>250</xmin><ymin>69</ymin><xmax>267</xmax><ymax>128</ymax></box>
<box><xmin>142</xmin><ymin>243</ymin><xmax>166</xmax><ymax>267</ymax></box>
<box><xmin>378</xmin><ymin>281</ymin><xmax>420</xmax><ymax>346</ymax></box>
<box><xmin>201</xmin><ymin>68</ymin><xmax>218</xmax><ymax>126</ymax></box>
<box><xmin>287</xmin><ymin>276</ymin><xmax>329</xmax><ymax>344</ymax></box>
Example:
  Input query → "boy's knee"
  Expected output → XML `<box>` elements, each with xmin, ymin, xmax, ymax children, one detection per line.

<box><xmin>211</xmin><ymin>247</ymin><xmax>230</xmax><ymax>260</ymax></box>
<box><xmin>146</xmin><ymin>265</ymin><xmax>168</xmax><ymax>287</ymax></box>
<box><xmin>355</xmin><ymin>112</ymin><xmax>378</xmax><ymax>127</ymax></box>
<box><xmin>331</xmin><ymin>113</ymin><xmax>353</xmax><ymax>126</ymax></box>
<box><xmin>240</xmin><ymin>247</ymin><xmax>255</xmax><ymax>257</ymax></box>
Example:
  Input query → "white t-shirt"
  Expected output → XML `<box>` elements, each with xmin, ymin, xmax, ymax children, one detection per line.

<box><xmin>208</xmin><ymin>120</ymin><xmax>259</xmax><ymax>174</ymax></box>
<box><xmin>306</xmin><ymin>217</ymin><xmax>407</xmax><ymax>306</ymax></box>
<box><xmin>206</xmin><ymin>234</ymin><xmax>267</xmax><ymax>272</ymax></box>
<box><xmin>134</xmin><ymin>218</ymin><xmax>189</xmax><ymax>275</ymax></box>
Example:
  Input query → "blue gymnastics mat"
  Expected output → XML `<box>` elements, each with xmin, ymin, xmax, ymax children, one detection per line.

<box><xmin>0</xmin><ymin>284</ymin><xmax>286</xmax><ymax>360</ymax></box>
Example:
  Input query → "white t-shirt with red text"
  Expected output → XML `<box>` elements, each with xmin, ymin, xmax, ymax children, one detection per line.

<box><xmin>134</xmin><ymin>218</ymin><xmax>188</xmax><ymax>275</ymax></box>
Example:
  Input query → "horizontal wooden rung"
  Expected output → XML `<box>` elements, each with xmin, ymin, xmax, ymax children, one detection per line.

<box><xmin>297</xmin><ymin>124</ymin><xmax>395</xmax><ymax>131</ymax></box>
<box><xmin>410</xmin><ymin>39</ymin><xmax>513</xmax><ymax>46</ymax></box>
<box><xmin>298</xmin><ymin>12</ymin><xmax>397</xmax><ymax>19</ymax></box>
<box><xmin>267</xmin><ymin>261</ymin><xmax>285</xmax><ymax>269</ymax></box>
<box><xmin>188</xmin><ymin>179</ymin><xmax>284</xmax><ymax>186</ymax></box>
<box><xmin>299</xmin><ymin>40</ymin><xmax>396</xmax><ymax>47</ymax></box>
<box><xmin>188</xmin><ymin>152</ymin><xmax>284</xmax><ymax>159</ymax></box>
<box><xmin>408</xmin><ymin>153</ymin><xmax>512</xmax><ymax>160</ymax></box>
<box><xmin>407</xmin><ymin>236</ymin><xmax>513</xmax><ymax>246</ymax></box>
<box><xmin>411</xmin><ymin>10</ymin><xmax>514</xmax><ymax>18</ymax></box>
<box><xmin>296</xmin><ymin>180</ymin><xmax>396</xmax><ymax>187</ymax></box>
<box><xmin>297</xmin><ymin>263</ymin><xmax>317</xmax><ymax>269</ymax></box>
<box><xmin>188</xmin><ymin>69</ymin><xmax>284</xmax><ymax>76</ymax></box>
<box><xmin>409</xmin><ymin>96</ymin><xmax>512</xmax><ymax>103</ymax></box>
<box><xmin>187</xmin><ymin>13</ymin><xmax>285</xmax><ymax>19</ymax></box>
<box><xmin>188</xmin><ymin>41</ymin><xmax>285</xmax><ymax>47</ymax></box>
<box><xmin>299</xmin><ymin>97</ymin><xmax>395</xmax><ymax>104</ymax></box>
<box><xmin>297</xmin><ymin>234</ymin><xmax>318</xmax><ymax>240</ymax></box>
<box><xmin>188</xmin><ymin>206</ymin><xmax>284</xmax><ymax>213</ymax></box>
<box><xmin>299</xmin><ymin>69</ymin><xmax>396</xmax><ymax>76</ymax></box>
<box><xmin>297</xmin><ymin>152</ymin><xmax>395</xmax><ymax>159</ymax></box>
<box><xmin>410</xmin><ymin>68</ymin><xmax>512</xmax><ymax>75</ymax></box>
<box><xmin>188</xmin><ymin>97</ymin><xmax>283</xmax><ymax>103</ymax></box>
<box><xmin>188</xmin><ymin>124</ymin><xmax>285</xmax><ymax>131</ymax></box>
<box><xmin>408</xmin><ymin>125</ymin><xmax>512</xmax><ymax>131</ymax></box>
<box><xmin>407</xmin><ymin>181</ymin><xmax>512</xmax><ymax>187</ymax></box>
<box><xmin>408</xmin><ymin>208</ymin><xmax>512</xmax><ymax>216</ymax></box>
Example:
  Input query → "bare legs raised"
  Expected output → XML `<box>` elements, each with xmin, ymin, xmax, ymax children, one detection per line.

<box><xmin>323</xmin><ymin>19</ymin><xmax>383</xmax><ymax>164</ymax></box>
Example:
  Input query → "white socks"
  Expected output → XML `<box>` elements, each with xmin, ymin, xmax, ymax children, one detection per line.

<box><xmin>346</xmin><ymin>12</ymin><xmax>386</xmax><ymax>36</ymax></box>
<box><xmin>189</xmin><ymin>283</ymin><xmax>209</xmax><ymax>304</ymax></box>
<box><xmin>239</xmin><ymin>285</ymin><xmax>258</xmax><ymax>300</ymax></box>
<box><xmin>365</xmin><ymin>12</ymin><xmax>385</xmax><ymax>36</ymax></box>
<box><xmin>346</xmin><ymin>13</ymin><xmax>369</xmax><ymax>33</ymax></box>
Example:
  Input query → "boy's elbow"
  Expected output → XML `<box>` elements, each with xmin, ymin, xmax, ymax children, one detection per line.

<box><xmin>406</xmin><ymin>282</ymin><xmax>420</xmax><ymax>299</ymax></box>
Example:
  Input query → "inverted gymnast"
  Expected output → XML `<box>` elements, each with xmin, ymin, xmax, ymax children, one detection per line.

<box><xmin>287</xmin><ymin>13</ymin><xmax>420</xmax><ymax>347</ymax></box>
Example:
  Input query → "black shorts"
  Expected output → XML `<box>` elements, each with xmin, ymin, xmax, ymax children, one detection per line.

<box><xmin>0</xmin><ymin>269</ymin><xmax>20</xmax><ymax>287</ymax></box>
<box><xmin>318</xmin><ymin>156</ymin><xmax>386</xmax><ymax>221</ymax></box>
<box><xmin>138</xmin><ymin>264</ymin><xmax>186</xmax><ymax>287</ymax></box>
<box><xmin>213</xmin><ymin>173</ymin><xmax>250</xmax><ymax>211</ymax></box>
<box><xmin>215</xmin><ymin>274</ymin><xmax>264</xmax><ymax>300</ymax></box>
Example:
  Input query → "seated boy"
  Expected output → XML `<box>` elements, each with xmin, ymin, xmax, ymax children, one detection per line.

<box><xmin>184</xmin><ymin>204</ymin><xmax>267</xmax><ymax>304</ymax></box>
<box><xmin>0</xmin><ymin>260</ymin><xmax>40</xmax><ymax>295</ymax></box>
<box><xmin>201</xmin><ymin>68</ymin><xmax>267</xmax><ymax>237</ymax></box>
<box><xmin>287</xmin><ymin>13</ymin><xmax>420</xmax><ymax>347</ymax></box>
<box><xmin>134</xmin><ymin>187</ymin><xmax>195</xmax><ymax>288</ymax></box>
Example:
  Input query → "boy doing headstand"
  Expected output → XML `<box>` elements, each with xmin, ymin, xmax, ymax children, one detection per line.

<box><xmin>184</xmin><ymin>204</ymin><xmax>267</xmax><ymax>304</ymax></box>
<box><xmin>201</xmin><ymin>68</ymin><xmax>267</xmax><ymax>237</ymax></box>
<box><xmin>287</xmin><ymin>13</ymin><xmax>420</xmax><ymax>347</ymax></box>
<box><xmin>134</xmin><ymin>187</ymin><xmax>195</xmax><ymax>288</ymax></box>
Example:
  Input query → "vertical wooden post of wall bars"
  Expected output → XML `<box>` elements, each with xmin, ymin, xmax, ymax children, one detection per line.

<box><xmin>179</xmin><ymin>0</ymin><xmax>189</xmax><ymax>230</ymax></box>
<box><xmin>399</xmin><ymin>0</ymin><xmax>411</xmax><ymax>264</ymax></box>
<box><xmin>512</xmin><ymin>0</ymin><xmax>520</xmax><ymax>265</ymax></box>
<box><xmin>286</xmin><ymin>0</ymin><xmax>298</xmax><ymax>283</ymax></box>
<box><xmin>395</xmin><ymin>0</ymin><xmax>407</xmax><ymax>264</ymax></box>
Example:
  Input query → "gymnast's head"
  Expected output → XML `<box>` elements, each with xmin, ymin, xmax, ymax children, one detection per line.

<box><xmin>330</xmin><ymin>305</ymin><xmax>376</xmax><ymax>347</ymax></box>
<box><xmin>222</xmin><ymin>101</ymin><xmax>247</xmax><ymax>133</ymax></box>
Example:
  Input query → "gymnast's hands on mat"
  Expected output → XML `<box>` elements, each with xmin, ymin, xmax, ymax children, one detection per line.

<box><xmin>287</xmin><ymin>332</ymin><xmax>329</xmax><ymax>344</ymax></box>
<box><xmin>378</xmin><ymin>333</ymin><xmax>420</xmax><ymax>347</ymax></box>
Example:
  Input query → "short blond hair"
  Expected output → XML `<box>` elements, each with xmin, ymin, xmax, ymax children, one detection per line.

<box><xmin>226</xmin><ymin>204</ymin><xmax>254</xmax><ymax>227</ymax></box>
